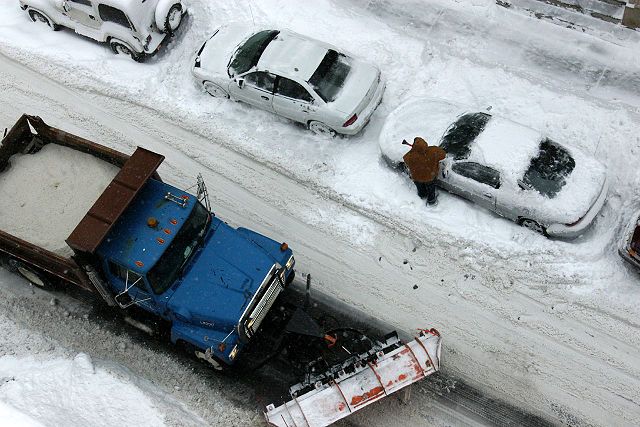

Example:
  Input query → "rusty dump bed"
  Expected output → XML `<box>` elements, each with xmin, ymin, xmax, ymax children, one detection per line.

<box><xmin>0</xmin><ymin>114</ymin><xmax>163</xmax><ymax>291</ymax></box>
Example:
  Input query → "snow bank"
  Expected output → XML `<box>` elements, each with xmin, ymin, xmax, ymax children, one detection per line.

<box><xmin>0</xmin><ymin>143</ymin><xmax>118</xmax><ymax>255</ymax></box>
<box><xmin>0</xmin><ymin>401</ymin><xmax>45</xmax><ymax>427</ymax></box>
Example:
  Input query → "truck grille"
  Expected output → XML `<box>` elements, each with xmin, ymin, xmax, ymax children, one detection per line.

<box><xmin>240</xmin><ymin>265</ymin><xmax>284</xmax><ymax>340</ymax></box>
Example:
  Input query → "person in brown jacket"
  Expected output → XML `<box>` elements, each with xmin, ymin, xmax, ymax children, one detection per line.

<box><xmin>402</xmin><ymin>137</ymin><xmax>446</xmax><ymax>206</ymax></box>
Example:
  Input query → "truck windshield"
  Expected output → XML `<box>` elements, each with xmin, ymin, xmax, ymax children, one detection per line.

<box><xmin>308</xmin><ymin>50</ymin><xmax>351</xmax><ymax>103</ymax></box>
<box><xmin>147</xmin><ymin>203</ymin><xmax>210</xmax><ymax>294</ymax></box>
<box><xmin>228</xmin><ymin>30</ymin><xmax>279</xmax><ymax>76</ymax></box>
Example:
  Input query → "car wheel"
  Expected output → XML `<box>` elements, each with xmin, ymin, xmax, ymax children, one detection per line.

<box><xmin>15</xmin><ymin>263</ymin><xmax>50</xmax><ymax>289</ymax></box>
<box><xmin>308</xmin><ymin>121</ymin><xmax>337</xmax><ymax>138</ymax></box>
<box><xmin>28</xmin><ymin>9</ymin><xmax>59</xmax><ymax>31</ymax></box>
<box><xmin>519</xmin><ymin>218</ymin><xmax>547</xmax><ymax>236</ymax></box>
<box><xmin>110</xmin><ymin>39</ymin><xmax>141</xmax><ymax>62</ymax></box>
<box><xmin>164</xmin><ymin>4</ymin><xmax>183</xmax><ymax>34</ymax></box>
<box><xmin>203</xmin><ymin>81</ymin><xmax>229</xmax><ymax>98</ymax></box>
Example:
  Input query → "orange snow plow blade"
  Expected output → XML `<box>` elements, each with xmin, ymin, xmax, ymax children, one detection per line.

<box><xmin>265</xmin><ymin>329</ymin><xmax>442</xmax><ymax>427</ymax></box>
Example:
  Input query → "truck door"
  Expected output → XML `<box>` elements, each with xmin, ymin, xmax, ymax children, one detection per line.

<box><xmin>64</xmin><ymin>0</ymin><xmax>102</xmax><ymax>31</ymax></box>
<box><xmin>107</xmin><ymin>261</ymin><xmax>158</xmax><ymax>313</ymax></box>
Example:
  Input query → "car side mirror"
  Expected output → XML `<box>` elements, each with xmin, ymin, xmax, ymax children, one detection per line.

<box><xmin>56</xmin><ymin>0</ymin><xmax>70</xmax><ymax>12</ymax></box>
<box><xmin>235</xmin><ymin>78</ymin><xmax>244</xmax><ymax>89</ymax></box>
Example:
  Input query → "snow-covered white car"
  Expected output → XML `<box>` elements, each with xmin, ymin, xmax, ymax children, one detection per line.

<box><xmin>192</xmin><ymin>24</ymin><xmax>385</xmax><ymax>137</ymax></box>
<box><xmin>619</xmin><ymin>212</ymin><xmax>640</xmax><ymax>269</ymax></box>
<box><xmin>19</xmin><ymin>0</ymin><xmax>187</xmax><ymax>61</ymax></box>
<box><xmin>379</xmin><ymin>98</ymin><xmax>609</xmax><ymax>239</ymax></box>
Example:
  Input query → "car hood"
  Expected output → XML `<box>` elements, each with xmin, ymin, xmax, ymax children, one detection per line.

<box><xmin>197</xmin><ymin>23</ymin><xmax>256</xmax><ymax>76</ymax></box>
<box><xmin>329</xmin><ymin>60</ymin><xmax>380</xmax><ymax>115</ymax></box>
<box><xmin>167</xmin><ymin>221</ymin><xmax>277</xmax><ymax>330</ymax></box>
<box><xmin>379</xmin><ymin>97</ymin><xmax>465</xmax><ymax>165</ymax></box>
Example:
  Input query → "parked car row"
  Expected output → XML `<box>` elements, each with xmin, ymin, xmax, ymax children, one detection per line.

<box><xmin>18</xmin><ymin>2</ymin><xmax>636</xmax><ymax>263</ymax></box>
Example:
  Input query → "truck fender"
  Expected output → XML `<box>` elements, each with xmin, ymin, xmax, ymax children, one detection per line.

<box><xmin>155</xmin><ymin>0</ymin><xmax>183</xmax><ymax>34</ymax></box>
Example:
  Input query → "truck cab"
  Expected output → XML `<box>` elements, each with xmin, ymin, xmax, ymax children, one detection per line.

<box><xmin>94</xmin><ymin>178</ymin><xmax>295</xmax><ymax>366</ymax></box>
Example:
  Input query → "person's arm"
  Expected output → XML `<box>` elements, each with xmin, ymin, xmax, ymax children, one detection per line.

<box><xmin>437</xmin><ymin>147</ymin><xmax>446</xmax><ymax>161</ymax></box>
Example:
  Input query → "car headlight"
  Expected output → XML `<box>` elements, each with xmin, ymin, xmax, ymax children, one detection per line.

<box><xmin>285</xmin><ymin>255</ymin><xmax>295</xmax><ymax>270</ymax></box>
<box><xmin>229</xmin><ymin>345</ymin><xmax>239</xmax><ymax>360</ymax></box>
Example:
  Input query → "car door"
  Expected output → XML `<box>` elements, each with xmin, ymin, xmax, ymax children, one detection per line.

<box><xmin>445</xmin><ymin>161</ymin><xmax>501</xmax><ymax>212</ymax></box>
<box><xmin>272</xmin><ymin>77</ymin><xmax>318</xmax><ymax>124</ymax></box>
<box><xmin>64</xmin><ymin>0</ymin><xmax>101</xmax><ymax>31</ymax></box>
<box><xmin>229</xmin><ymin>71</ymin><xmax>277</xmax><ymax>112</ymax></box>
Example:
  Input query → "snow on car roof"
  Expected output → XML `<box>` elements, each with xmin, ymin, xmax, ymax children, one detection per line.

<box><xmin>468</xmin><ymin>118</ymin><xmax>541</xmax><ymax>182</ymax></box>
<box><xmin>258</xmin><ymin>31</ymin><xmax>328</xmax><ymax>81</ymax></box>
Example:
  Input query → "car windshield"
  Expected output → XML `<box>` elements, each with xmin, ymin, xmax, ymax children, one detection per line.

<box><xmin>440</xmin><ymin>112</ymin><xmax>491</xmax><ymax>160</ymax></box>
<box><xmin>147</xmin><ymin>202</ymin><xmax>210</xmax><ymax>295</ymax></box>
<box><xmin>522</xmin><ymin>139</ymin><xmax>575</xmax><ymax>198</ymax></box>
<box><xmin>308</xmin><ymin>49</ymin><xmax>351</xmax><ymax>103</ymax></box>
<box><xmin>228</xmin><ymin>30</ymin><xmax>279</xmax><ymax>76</ymax></box>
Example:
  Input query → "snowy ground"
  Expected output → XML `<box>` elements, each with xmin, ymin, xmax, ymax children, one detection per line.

<box><xmin>0</xmin><ymin>0</ymin><xmax>639</xmax><ymax>426</ymax></box>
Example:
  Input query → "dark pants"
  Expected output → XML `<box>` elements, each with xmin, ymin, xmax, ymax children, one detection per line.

<box><xmin>415</xmin><ymin>181</ymin><xmax>437</xmax><ymax>205</ymax></box>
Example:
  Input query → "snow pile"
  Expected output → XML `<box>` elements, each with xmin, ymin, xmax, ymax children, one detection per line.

<box><xmin>0</xmin><ymin>401</ymin><xmax>45</xmax><ymax>427</ymax></box>
<box><xmin>0</xmin><ymin>353</ymin><xmax>165</xmax><ymax>427</ymax></box>
<box><xmin>0</xmin><ymin>143</ymin><xmax>118</xmax><ymax>255</ymax></box>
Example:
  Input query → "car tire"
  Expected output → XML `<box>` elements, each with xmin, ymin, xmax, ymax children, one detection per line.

<box><xmin>15</xmin><ymin>262</ymin><xmax>50</xmax><ymax>289</ymax></box>
<box><xmin>110</xmin><ymin>39</ymin><xmax>141</xmax><ymax>62</ymax></box>
<box><xmin>203</xmin><ymin>81</ymin><xmax>229</xmax><ymax>98</ymax></box>
<box><xmin>164</xmin><ymin>4</ymin><xmax>183</xmax><ymax>35</ymax></box>
<box><xmin>28</xmin><ymin>9</ymin><xmax>59</xmax><ymax>31</ymax></box>
<box><xmin>308</xmin><ymin>121</ymin><xmax>337</xmax><ymax>138</ymax></box>
<box><xmin>519</xmin><ymin>218</ymin><xmax>547</xmax><ymax>236</ymax></box>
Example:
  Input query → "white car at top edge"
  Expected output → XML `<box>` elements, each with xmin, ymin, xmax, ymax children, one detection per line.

<box><xmin>379</xmin><ymin>98</ymin><xmax>609</xmax><ymax>239</ymax></box>
<box><xmin>18</xmin><ymin>0</ymin><xmax>187</xmax><ymax>61</ymax></box>
<box><xmin>192</xmin><ymin>23</ymin><xmax>385</xmax><ymax>137</ymax></box>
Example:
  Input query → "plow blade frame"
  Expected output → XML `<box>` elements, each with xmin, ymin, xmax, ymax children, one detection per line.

<box><xmin>265</xmin><ymin>329</ymin><xmax>442</xmax><ymax>427</ymax></box>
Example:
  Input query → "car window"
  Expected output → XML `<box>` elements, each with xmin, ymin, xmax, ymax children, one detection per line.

<box><xmin>275</xmin><ymin>78</ymin><xmax>314</xmax><ymax>102</ymax></box>
<box><xmin>308</xmin><ymin>49</ymin><xmax>351</xmax><ymax>103</ymax></box>
<box><xmin>244</xmin><ymin>71</ymin><xmax>276</xmax><ymax>92</ymax></box>
<box><xmin>70</xmin><ymin>0</ymin><xmax>92</xmax><ymax>6</ymax></box>
<box><xmin>98</xmin><ymin>5</ymin><xmax>132</xmax><ymax>29</ymax></box>
<box><xmin>229</xmin><ymin>30</ymin><xmax>279</xmax><ymax>77</ymax></box>
<box><xmin>440</xmin><ymin>112</ymin><xmax>491</xmax><ymax>160</ymax></box>
<box><xmin>452</xmin><ymin>161</ymin><xmax>501</xmax><ymax>189</ymax></box>
<box><xmin>522</xmin><ymin>138</ymin><xmax>575</xmax><ymax>198</ymax></box>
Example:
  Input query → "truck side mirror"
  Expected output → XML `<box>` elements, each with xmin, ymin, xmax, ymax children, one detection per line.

<box><xmin>235</xmin><ymin>78</ymin><xmax>244</xmax><ymax>89</ymax></box>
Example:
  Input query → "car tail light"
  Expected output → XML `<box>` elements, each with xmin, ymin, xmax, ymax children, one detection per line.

<box><xmin>343</xmin><ymin>114</ymin><xmax>358</xmax><ymax>127</ymax></box>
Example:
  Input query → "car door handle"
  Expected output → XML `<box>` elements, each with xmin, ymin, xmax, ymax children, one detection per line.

<box><xmin>261</xmin><ymin>95</ymin><xmax>270</xmax><ymax>100</ymax></box>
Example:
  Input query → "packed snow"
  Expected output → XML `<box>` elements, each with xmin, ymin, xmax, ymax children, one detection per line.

<box><xmin>0</xmin><ymin>143</ymin><xmax>118</xmax><ymax>255</ymax></box>
<box><xmin>0</xmin><ymin>0</ymin><xmax>639</xmax><ymax>426</ymax></box>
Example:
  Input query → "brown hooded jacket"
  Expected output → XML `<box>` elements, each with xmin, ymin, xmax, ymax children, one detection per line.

<box><xmin>402</xmin><ymin>137</ymin><xmax>446</xmax><ymax>183</ymax></box>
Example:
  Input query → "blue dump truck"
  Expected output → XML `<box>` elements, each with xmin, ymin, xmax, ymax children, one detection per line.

<box><xmin>0</xmin><ymin>115</ymin><xmax>442</xmax><ymax>427</ymax></box>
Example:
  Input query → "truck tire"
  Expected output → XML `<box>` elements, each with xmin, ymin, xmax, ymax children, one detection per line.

<box><xmin>15</xmin><ymin>262</ymin><xmax>50</xmax><ymax>289</ymax></box>
<box><xmin>109</xmin><ymin>39</ymin><xmax>141</xmax><ymax>62</ymax></box>
<box><xmin>28</xmin><ymin>9</ymin><xmax>60</xmax><ymax>31</ymax></box>
<box><xmin>164</xmin><ymin>4</ymin><xmax>183</xmax><ymax>35</ymax></box>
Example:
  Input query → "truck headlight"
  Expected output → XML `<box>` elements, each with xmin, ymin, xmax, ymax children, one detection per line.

<box><xmin>229</xmin><ymin>345</ymin><xmax>239</xmax><ymax>360</ymax></box>
<box><xmin>285</xmin><ymin>255</ymin><xmax>295</xmax><ymax>270</ymax></box>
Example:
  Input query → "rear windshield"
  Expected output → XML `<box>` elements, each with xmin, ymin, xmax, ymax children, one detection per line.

<box><xmin>440</xmin><ymin>112</ymin><xmax>491</xmax><ymax>160</ymax></box>
<box><xmin>229</xmin><ymin>30</ymin><xmax>279</xmax><ymax>76</ymax></box>
<box><xmin>308</xmin><ymin>50</ymin><xmax>351</xmax><ymax>103</ymax></box>
<box><xmin>522</xmin><ymin>139</ymin><xmax>575</xmax><ymax>198</ymax></box>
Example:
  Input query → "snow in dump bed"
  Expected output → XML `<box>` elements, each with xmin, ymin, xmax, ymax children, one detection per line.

<box><xmin>0</xmin><ymin>143</ymin><xmax>119</xmax><ymax>255</ymax></box>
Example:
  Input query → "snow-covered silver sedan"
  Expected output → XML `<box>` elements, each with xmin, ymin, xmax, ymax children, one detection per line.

<box><xmin>192</xmin><ymin>24</ymin><xmax>385</xmax><ymax>137</ymax></box>
<box><xmin>379</xmin><ymin>98</ymin><xmax>609</xmax><ymax>238</ymax></box>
